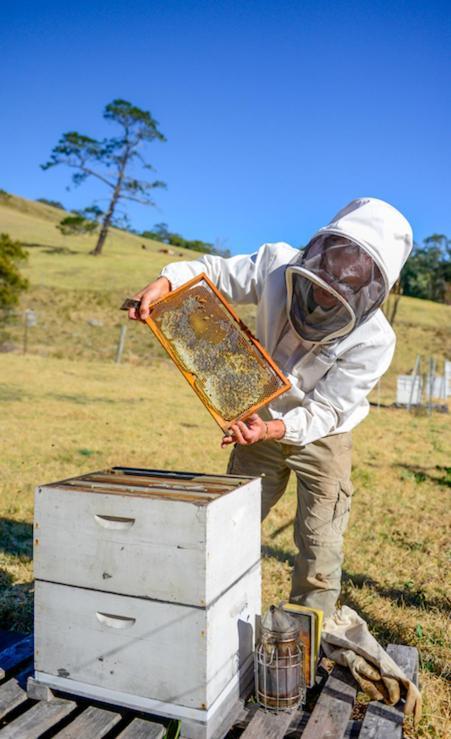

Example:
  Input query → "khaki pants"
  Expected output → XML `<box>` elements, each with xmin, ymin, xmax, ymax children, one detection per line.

<box><xmin>227</xmin><ymin>433</ymin><xmax>353</xmax><ymax>618</ymax></box>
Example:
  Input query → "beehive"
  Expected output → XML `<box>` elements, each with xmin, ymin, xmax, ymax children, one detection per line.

<box><xmin>146</xmin><ymin>273</ymin><xmax>291</xmax><ymax>430</ymax></box>
<box><xmin>33</xmin><ymin>467</ymin><xmax>262</xmax><ymax>739</ymax></box>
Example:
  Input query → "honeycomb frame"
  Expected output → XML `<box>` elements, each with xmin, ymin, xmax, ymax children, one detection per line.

<box><xmin>145</xmin><ymin>273</ymin><xmax>291</xmax><ymax>431</ymax></box>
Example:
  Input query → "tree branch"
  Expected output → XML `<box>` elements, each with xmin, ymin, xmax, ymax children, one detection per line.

<box><xmin>118</xmin><ymin>193</ymin><xmax>156</xmax><ymax>205</ymax></box>
<box><xmin>62</xmin><ymin>161</ymin><xmax>116</xmax><ymax>188</ymax></box>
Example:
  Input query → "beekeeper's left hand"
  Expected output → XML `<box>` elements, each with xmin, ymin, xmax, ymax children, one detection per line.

<box><xmin>221</xmin><ymin>414</ymin><xmax>285</xmax><ymax>448</ymax></box>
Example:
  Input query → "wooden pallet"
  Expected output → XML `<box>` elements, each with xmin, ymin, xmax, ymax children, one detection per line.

<box><xmin>0</xmin><ymin>630</ymin><xmax>418</xmax><ymax>738</ymax></box>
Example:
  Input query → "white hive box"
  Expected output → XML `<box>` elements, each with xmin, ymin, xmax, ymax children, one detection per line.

<box><xmin>32</xmin><ymin>467</ymin><xmax>261</xmax><ymax>739</ymax></box>
<box><xmin>396</xmin><ymin>375</ymin><xmax>422</xmax><ymax>405</ymax></box>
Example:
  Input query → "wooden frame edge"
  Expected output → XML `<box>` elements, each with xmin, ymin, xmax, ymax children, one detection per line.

<box><xmin>144</xmin><ymin>273</ymin><xmax>291</xmax><ymax>431</ymax></box>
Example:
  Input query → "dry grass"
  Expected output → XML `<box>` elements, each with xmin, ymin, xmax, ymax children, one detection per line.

<box><xmin>0</xmin><ymin>193</ymin><xmax>450</xmax><ymax>736</ymax></box>
<box><xmin>0</xmin><ymin>193</ymin><xmax>198</xmax><ymax>291</ymax></box>
<box><xmin>0</xmin><ymin>354</ymin><xmax>449</xmax><ymax>736</ymax></box>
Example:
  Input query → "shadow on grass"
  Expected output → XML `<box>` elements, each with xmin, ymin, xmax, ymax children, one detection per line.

<box><xmin>269</xmin><ymin>518</ymin><xmax>295</xmax><ymax>540</ymax></box>
<box><xmin>394</xmin><ymin>463</ymin><xmax>451</xmax><ymax>488</ymax></box>
<box><xmin>342</xmin><ymin>571</ymin><xmax>450</xmax><ymax>613</ymax></box>
<box><xmin>261</xmin><ymin>544</ymin><xmax>295</xmax><ymax>567</ymax></box>
<box><xmin>0</xmin><ymin>519</ymin><xmax>33</xmax><ymax>559</ymax></box>
<box><xmin>0</xmin><ymin>385</ymin><xmax>27</xmax><ymax>402</ymax></box>
<box><xmin>44</xmin><ymin>393</ymin><xmax>146</xmax><ymax>405</ymax></box>
<box><xmin>340</xmin><ymin>579</ymin><xmax>449</xmax><ymax>679</ymax></box>
<box><xmin>0</xmin><ymin>568</ymin><xmax>33</xmax><ymax>633</ymax></box>
<box><xmin>21</xmin><ymin>243</ymin><xmax>76</xmax><ymax>255</ymax></box>
<box><xmin>41</xmin><ymin>246</ymin><xmax>77</xmax><ymax>255</ymax></box>
<box><xmin>0</xmin><ymin>519</ymin><xmax>34</xmax><ymax>633</ymax></box>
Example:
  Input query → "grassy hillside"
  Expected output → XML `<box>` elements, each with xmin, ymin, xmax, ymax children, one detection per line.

<box><xmin>1</xmin><ymin>193</ymin><xmax>450</xmax><ymax>386</ymax></box>
<box><xmin>0</xmin><ymin>193</ymin><xmax>450</xmax><ymax>737</ymax></box>
<box><xmin>0</xmin><ymin>193</ymin><xmax>197</xmax><ymax>291</ymax></box>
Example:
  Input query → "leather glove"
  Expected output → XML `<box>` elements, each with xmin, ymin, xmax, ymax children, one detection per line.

<box><xmin>335</xmin><ymin>648</ymin><xmax>400</xmax><ymax>704</ymax></box>
<box><xmin>322</xmin><ymin>607</ymin><xmax>422</xmax><ymax>725</ymax></box>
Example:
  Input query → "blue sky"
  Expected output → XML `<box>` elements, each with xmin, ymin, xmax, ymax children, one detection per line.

<box><xmin>1</xmin><ymin>0</ymin><xmax>450</xmax><ymax>253</ymax></box>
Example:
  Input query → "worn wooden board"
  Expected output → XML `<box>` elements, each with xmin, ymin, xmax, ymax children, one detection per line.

<box><xmin>301</xmin><ymin>665</ymin><xmax>357</xmax><ymax>739</ymax></box>
<box><xmin>117</xmin><ymin>717</ymin><xmax>165</xmax><ymax>738</ymax></box>
<box><xmin>358</xmin><ymin>644</ymin><xmax>419</xmax><ymax>739</ymax></box>
<box><xmin>240</xmin><ymin>707</ymin><xmax>298</xmax><ymax>738</ymax></box>
<box><xmin>0</xmin><ymin>666</ymin><xmax>32</xmax><ymax>720</ymax></box>
<box><xmin>0</xmin><ymin>636</ymin><xmax>34</xmax><ymax>680</ymax></box>
<box><xmin>386</xmin><ymin>644</ymin><xmax>419</xmax><ymax>687</ymax></box>
<box><xmin>0</xmin><ymin>697</ymin><xmax>76</xmax><ymax>738</ymax></box>
<box><xmin>52</xmin><ymin>705</ymin><xmax>122</xmax><ymax>737</ymax></box>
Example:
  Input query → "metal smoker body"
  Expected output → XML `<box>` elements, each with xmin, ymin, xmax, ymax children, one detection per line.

<box><xmin>255</xmin><ymin>607</ymin><xmax>306</xmax><ymax>710</ymax></box>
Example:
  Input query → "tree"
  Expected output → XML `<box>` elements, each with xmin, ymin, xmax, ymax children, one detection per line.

<box><xmin>57</xmin><ymin>206</ymin><xmax>104</xmax><ymax>236</ymax></box>
<box><xmin>141</xmin><ymin>222</ymin><xmax>232</xmax><ymax>256</ymax></box>
<box><xmin>401</xmin><ymin>234</ymin><xmax>450</xmax><ymax>303</ymax></box>
<box><xmin>42</xmin><ymin>99</ymin><xmax>166</xmax><ymax>255</ymax></box>
<box><xmin>0</xmin><ymin>233</ymin><xmax>28</xmax><ymax>312</ymax></box>
<box><xmin>142</xmin><ymin>222</ymin><xmax>171</xmax><ymax>243</ymax></box>
<box><xmin>382</xmin><ymin>279</ymin><xmax>403</xmax><ymax>326</ymax></box>
<box><xmin>36</xmin><ymin>198</ymin><xmax>66</xmax><ymax>210</ymax></box>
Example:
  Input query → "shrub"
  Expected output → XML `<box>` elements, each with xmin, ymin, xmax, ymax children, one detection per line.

<box><xmin>0</xmin><ymin>233</ymin><xmax>29</xmax><ymax>312</ymax></box>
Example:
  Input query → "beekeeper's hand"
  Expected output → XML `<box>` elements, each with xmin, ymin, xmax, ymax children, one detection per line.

<box><xmin>221</xmin><ymin>414</ymin><xmax>286</xmax><ymax>448</ymax></box>
<box><xmin>128</xmin><ymin>277</ymin><xmax>172</xmax><ymax>322</ymax></box>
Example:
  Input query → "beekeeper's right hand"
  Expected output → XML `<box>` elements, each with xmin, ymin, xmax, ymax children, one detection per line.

<box><xmin>128</xmin><ymin>276</ymin><xmax>172</xmax><ymax>322</ymax></box>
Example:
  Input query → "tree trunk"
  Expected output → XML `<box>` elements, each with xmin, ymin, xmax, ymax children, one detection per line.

<box><xmin>91</xmin><ymin>202</ymin><xmax>115</xmax><ymax>255</ymax></box>
<box><xmin>91</xmin><ymin>145</ymin><xmax>130</xmax><ymax>255</ymax></box>
<box><xmin>383</xmin><ymin>279</ymin><xmax>402</xmax><ymax>326</ymax></box>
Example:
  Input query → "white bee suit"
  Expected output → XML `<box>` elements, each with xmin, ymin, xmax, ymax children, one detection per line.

<box><xmin>160</xmin><ymin>197</ymin><xmax>412</xmax><ymax>617</ymax></box>
<box><xmin>161</xmin><ymin>198</ymin><xmax>413</xmax><ymax>446</ymax></box>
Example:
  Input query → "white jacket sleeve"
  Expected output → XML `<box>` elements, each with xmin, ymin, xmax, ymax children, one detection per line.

<box><xmin>276</xmin><ymin>334</ymin><xmax>396</xmax><ymax>446</ymax></box>
<box><xmin>160</xmin><ymin>245</ymin><xmax>276</xmax><ymax>305</ymax></box>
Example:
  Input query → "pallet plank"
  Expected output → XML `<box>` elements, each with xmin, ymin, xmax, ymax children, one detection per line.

<box><xmin>358</xmin><ymin>645</ymin><xmax>419</xmax><ymax>739</ymax></box>
<box><xmin>0</xmin><ymin>698</ymin><xmax>76</xmax><ymax>738</ymax></box>
<box><xmin>301</xmin><ymin>665</ymin><xmax>357</xmax><ymax>739</ymax></box>
<box><xmin>0</xmin><ymin>665</ymin><xmax>33</xmax><ymax>719</ymax></box>
<box><xmin>240</xmin><ymin>707</ymin><xmax>297</xmax><ymax>738</ymax></box>
<box><xmin>116</xmin><ymin>717</ymin><xmax>165</xmax><ymax>739</ymax></box>
<box><xmin>386</xmin><ymin>644</ymin><xmax>419</xmax><ymax>686</ymax></box>
<box><xmin>53</xmin><ymin>705</ymin><xmax>122</xmax><ymax>738</ymax></box>
<box><xmin>0</xmin><ymin>637</ymin><xmax>33</xmax><ymax>680</ymax></box>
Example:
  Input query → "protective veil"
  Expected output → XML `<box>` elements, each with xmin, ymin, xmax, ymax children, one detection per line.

<box><xmin>286</xmin><ymin>235</ymin><xmax>386</xmax><ymax>344</ymax></box>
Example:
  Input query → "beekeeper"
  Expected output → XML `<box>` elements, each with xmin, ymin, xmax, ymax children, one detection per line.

<box><xmin>128</xmin><ymin>197</ymin><xmax>412</xmax><ymax>620</ymax></box>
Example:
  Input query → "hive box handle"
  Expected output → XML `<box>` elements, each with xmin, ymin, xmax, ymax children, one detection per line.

<box><xmin>94</xmin><ymin>514</ymin><xmax>135</xmax><ymax>529</ymax></box>
<box><xmin>96</xmin><ymin>612</ymin><xmax>136</xmax><ymax>629</ymax></box>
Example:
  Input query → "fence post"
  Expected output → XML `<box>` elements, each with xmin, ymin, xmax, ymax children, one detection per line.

<box><xmin>407</xmin><ymin>355</ymin><xmax>420</xmax><ymax>412</ymax></box>
<box><xmin>428</xmin><ymin>356</ymin><xmax>435</xmax><ymax>415</ymax></box>
<box><xmin>115</xmin><ymin>324</ymin><xmax>127</xmax><ymax>364</ymax></box>
<box><xmin>23</xmin><ymin>309</ymin><xmax>37</xmax><ymax>355</ymax></box>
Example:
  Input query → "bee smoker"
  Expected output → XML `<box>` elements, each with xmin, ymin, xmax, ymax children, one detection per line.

<box><xmin>255</xmin><ymin>605</ymin><xmax>305</xmax><ymax>710</ymax></box>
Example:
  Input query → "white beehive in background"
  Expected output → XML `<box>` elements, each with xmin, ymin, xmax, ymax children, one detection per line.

<box><xmin>396</xmin><ymin>375</ymin><xmax>422</xmax><ymax>405</ymax></box>
<box><xmin>444</xmin><ymin>360</ymin><xmax>451</xmax><ymax>397</ymax></box>
<box><xmin>32</xmin><ymin>467</ymin><xmax>261</xmax><ymax>739</ymax></box>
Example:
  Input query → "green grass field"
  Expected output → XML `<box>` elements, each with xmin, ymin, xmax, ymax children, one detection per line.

<box><xmin>1</xmin><ymin>194</ymin><xmax>450</xmax><ymax>737</ymax></box>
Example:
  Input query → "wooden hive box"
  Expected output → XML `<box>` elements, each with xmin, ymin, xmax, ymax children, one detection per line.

<box><xmin>32</xmin><ymin>467</ymin><xmax>262</xmax><ymax>739</ymax></box>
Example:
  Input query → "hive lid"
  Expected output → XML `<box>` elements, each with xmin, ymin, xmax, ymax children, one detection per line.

<box><xmin>145</xmin><ymin>273</ymin><xmax>291</xmax><ymax>431</ymax></box>
<box><xmin>45</xmin><ymin>466</ymin><xmax>257</xmax><ymax>505</ymax></box>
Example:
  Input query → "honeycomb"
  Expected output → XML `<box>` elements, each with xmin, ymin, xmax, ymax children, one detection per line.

<box><xmin>147</xmin><ymin>276</ymin><xmax>290</xmax><ymax>428</ymax></box>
